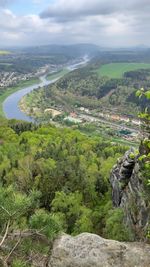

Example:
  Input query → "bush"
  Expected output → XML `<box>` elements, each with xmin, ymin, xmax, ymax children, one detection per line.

<box><xmin>12</xmin><ymin>259</ymin><xmax>30</xmax><ymax>267</ymax></box>
<box><xmin>104</xmin><ymin>208</ymin><xmax>133</xmax><ymax>241</ymax></box>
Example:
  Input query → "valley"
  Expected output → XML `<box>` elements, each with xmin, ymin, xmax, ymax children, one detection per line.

<box><xmin>17</xmin><ymin>57</ymin><xmax>150</xmax><ymax>145</ymax></box>
<box><xmin>1</xmin><ymin>52</ymin><xmax>149</xmax><ymax>145</ymax></box>
<box><xmin>0</xmin><ymin>45</ymin><xmax>149</xmax><ymax>267</ymax></box>
<box><xmin>1</xmin><ymin>0</ymin><xmax>150</xmax><ymax>265</ymax></box>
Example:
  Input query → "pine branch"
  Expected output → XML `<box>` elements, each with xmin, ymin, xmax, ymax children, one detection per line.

<box><xmin>0</xmin><ymin>220</ymin><xmax>10</xmax><ymax>248</ymax></box>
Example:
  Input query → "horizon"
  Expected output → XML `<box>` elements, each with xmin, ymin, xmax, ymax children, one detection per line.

<box><xmin>1</xmin><ymin>43</ymin><xmax>150</xmax><ymax>50</ymax></box>
<box><xmin>1</xmin><ymin>0</ymin><xmax>150</xmax><ymax>48</ymax></box>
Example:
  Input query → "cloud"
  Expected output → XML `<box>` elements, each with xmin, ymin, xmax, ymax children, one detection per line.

<box><xmin>0</xmin><ymin>0</ymin><xmax>150</xmax><ymax>47</ymax></box>
<box><xmin>40</xmin><ymin>0</ymin><xmax>150</xmax><ymax>21</ymax></box>
<box><xmin>38</xmin><ymin>0</ymin><xmax>150</xmax><ymax>47</ymax></box>
<box><xmin>0</xmin><ymin>8</ymin><xmax>64</xmax><ymax>46</ymax></box>
<box><xmin>0</xmin><ymin>0</ymin><xmax>12</xmax><ymax>6</ymax></box>
<box><xmin>40</xmin><ymin>0</ymin><xmax>118</xmax><ymax>21</ymax></box>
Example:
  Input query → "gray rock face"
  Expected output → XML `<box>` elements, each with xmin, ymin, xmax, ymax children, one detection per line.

<box><xmin>49</xmin><ymin>233</ymin><xmax>150</xmax><ymax>267</ymax></box>
<box><xmin>110</xmin><ymin>148</ymin><xmax>150</xmax><ymax>240</ymax></box>
<box><xmin>110</xmin><ymin>148</ymin><xmax>135</xmax><ymax>207</ymax></box>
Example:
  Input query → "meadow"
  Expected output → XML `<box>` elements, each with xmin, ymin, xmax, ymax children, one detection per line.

<box><xmin>0</xmin><ymin>50</ymin><xmax>11</xmax><ymax>55</ymax></box>
<box><xmin>97</xmin><ymin>63</ymin><xmax>150</xmax><ymax>78</ymax></box>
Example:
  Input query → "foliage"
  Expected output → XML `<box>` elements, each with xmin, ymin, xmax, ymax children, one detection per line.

<box><xmin>104</xmin><ymin>208</ymin><xmax>134</xmax><ymax>241</ymax></box>
<box><xmin>12</xmin><ymin>259</ymin><xmax>30</xmax><ymax>267</ymax></box>
<box><xmin>0</xmin><ymin>120</ymin><xmax>129</xmax><ymax>264</ymax></box>
<box><xmin>0</xmin><ymin>186</ymin><xmax>40</xmax><ymax>230</ymax></box>
<box><xmin>136</xmin><ymin>88</ymin><xmax>150</xmax><ymax>179</ymax></box>
<box><xmin>30</xmin><ymin>209</ymin><xmax>63</xmax><ymax>240</ymax></box>
<box><xmin>52</xmin><ymin>191</ymin><xmax>94</xmax><ymax>234</ymax></box>
<box><xmin>135</xmin><ymin>87</ymin><xmax>150</xmax><ymax>240</ymax></box>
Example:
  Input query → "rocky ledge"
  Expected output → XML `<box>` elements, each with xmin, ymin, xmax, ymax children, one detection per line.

<box><xmin>48</xmin><ymin>233</ymin><xmax>150</xmax><ymax>267</ymax></box>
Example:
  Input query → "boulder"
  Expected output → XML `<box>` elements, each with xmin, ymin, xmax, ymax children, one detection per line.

<box><xmin>49</xmin><ymin>233</ymin><xmax>150</xmax><ymax>267</ymax></box>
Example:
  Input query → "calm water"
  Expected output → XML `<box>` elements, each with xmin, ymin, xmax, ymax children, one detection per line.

<box><xmin>3</xmin><ymin>77</ymin><xmax>57</xmax><ymax>122</ymax></box>
<box><xmin>3</xmin><ymin>57</ymin><xmax>89</xmax><ymax>122</ymax></box>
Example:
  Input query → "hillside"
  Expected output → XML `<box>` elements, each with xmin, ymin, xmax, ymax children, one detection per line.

<box><xmin>0</xmin><ymin>118</ymin><xmax>132</xmax><ymax>266</ymax></box>
<box><xmin>0</xmin><ymin>47</ymin><xmax>150</xmax><ymax>266</ymax></box>
<box><xmin>22</xmin><ymin>62</ymin><xmax>150</xmax><ymax>119</ymax></box>
<box><xmin>0</xmin><ymin>115</ymin><xmax>149</xmax><ymax>266</ymax></box>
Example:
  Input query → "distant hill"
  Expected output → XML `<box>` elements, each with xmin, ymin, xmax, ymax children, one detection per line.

<box><xmin>0</xmin><ymin>44</ymin><xmax>100</xmax><ymax>73</ymax></box>
<box><xmin>19</xmin><ymin>43</ymin><xmax>100</xmax><ymax>57</ymax></box>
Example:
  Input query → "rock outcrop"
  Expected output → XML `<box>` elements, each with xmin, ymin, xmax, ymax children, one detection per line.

<box><xmin>110</xmin><ymin>148</ymin><xmax>150</xmax><ymax>240</ymax></box>
<box><xmin>49</xmin><ymin>233</ymin><xmax>150</xmax><ymax>267</ymax></box>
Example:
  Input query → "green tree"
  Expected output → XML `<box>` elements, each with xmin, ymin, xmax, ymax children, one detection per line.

<box><xmin>30</xmin><ymin>209</ymin><xmax>63</xmax><ymax>240</ymax></box>
<box><xmin>104</xmin><ymin>208</ymin><xmax>133</xmax><ymax>241</ymax></box>
<box><xmin>52</xmin><ymin>191</ymin><xmax>94</xmax><ymax>234</ymax></box>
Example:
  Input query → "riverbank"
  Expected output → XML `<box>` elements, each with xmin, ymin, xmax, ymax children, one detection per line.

<box><xmin>0</xmin><ymin>78</ymin><xmax>40</xmax><ymax>116</ymax></box>
<box><xmin>19</xmin><ymin>95</ymin><xmax>34</xmax><ymax>117</ymax></box>
<box><xmin>46</xmin><ymin>68</ymin><xmax>70</xmax><ymax>80</ymax></box>
<box><xmin>2</xmin><ymin>57</ymin><xmax>90</xmax><ymax>120</ymax></box>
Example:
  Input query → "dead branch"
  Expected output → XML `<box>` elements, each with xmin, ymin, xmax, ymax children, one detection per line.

<box><xmin>5</xmin><ymin>235</ymin><xmax>21</xmax><ymax>263</ymax></box>
<box><xmin>0</xmin><ymin>220</ymin><xmax>10</xmax><ymax>248</ymax></box>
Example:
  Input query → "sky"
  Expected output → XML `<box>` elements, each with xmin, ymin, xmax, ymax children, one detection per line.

<box><xmin>0</xmin><ymin>0</ymin><xmax>150</xmax><ymax>48</ymax></box>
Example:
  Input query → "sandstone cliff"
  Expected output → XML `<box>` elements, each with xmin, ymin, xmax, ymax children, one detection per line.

<box><xmin>110</xmin><ymin>148</ymin><xmax>150</xmax><ymax>240</ymax></box>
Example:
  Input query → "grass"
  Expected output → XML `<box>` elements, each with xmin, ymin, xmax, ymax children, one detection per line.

<box><xmin>0</xmin><ymin>78</ymin><xmax>40</xmax><ymax>116</ymax></box>
<box><xmin>111</xmin><ymin>137</ymin><xmax>139</xmax><ymax>147</ymax></box>
<box><xmin>47</xmin><ymin>68</ymin><xmax>70</xmax><ymax>80</ymax></box>
<box><xmin>97</xmin><ymin>63</ymin><xmax>150</xmax><ymax>78</ymax></box>
<box><xmin>0</xmin><ymin>50</ymin><xmax>11</xmax><ymax>55</ymax></box>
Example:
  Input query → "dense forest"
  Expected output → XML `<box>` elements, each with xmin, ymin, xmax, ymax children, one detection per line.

<box><xmin>0</xmin><ymin>118</ymin><xmax>133</xmax><ymax>266</ymax></box>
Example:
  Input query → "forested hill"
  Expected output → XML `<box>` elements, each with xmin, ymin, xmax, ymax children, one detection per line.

<box><xmin>0</xmin><ymin>119</ymin><xmax>131</xmax><ymax>266</ymax></box>
<box><xmin>24</xmin><ymin>64</ymin><xmax>150</xmax><ymax>119</ymax></box>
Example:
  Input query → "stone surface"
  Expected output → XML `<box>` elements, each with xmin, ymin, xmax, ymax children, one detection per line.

<box><xmin>49</xmin><ymin>233</ymin><xmax>150</xmax><ymax>267</ymax></box>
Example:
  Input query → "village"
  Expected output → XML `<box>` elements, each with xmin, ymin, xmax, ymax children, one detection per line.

<box><xmin>0</xmin><ymin>64</ymin><xmax>59</xmax><ymax>88</ymax></box>
<box><xmin>0</xmin><ymin>57</ymin><xmax>144</xmax><ymax>145</ymax></box>
<box><xmin>43</xmin><ymin>105</ymin><xmax>143</xmax><ymax>143</ymax></box>
<box><xmin>0</xmin><ymin>71</ymin><xmax>35</xmax><ymax>88</ymax></box>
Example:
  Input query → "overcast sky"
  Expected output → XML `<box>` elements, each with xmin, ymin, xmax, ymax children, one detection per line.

<box><xmin>0</xmin><ymin>0</ymin><xmax>150</xmax><ymax>47</ymax></box>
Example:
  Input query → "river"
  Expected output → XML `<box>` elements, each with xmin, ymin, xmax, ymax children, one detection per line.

<box><xmin>3</xmin><ymin>56</ymin><xmax>89</xmax><ymax>122</ymax></box>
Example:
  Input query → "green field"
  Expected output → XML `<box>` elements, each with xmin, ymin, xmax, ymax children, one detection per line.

<box><xmin>47</xmin><ymin>68</ymin><xmax>70</xmax><ymax>80</ymax></box>
<box><xmin>97</xmin><ymin>63</ymin><xmax>150</xmax><ymax>78</ymax></box>
<box><xmin>0</xmin><ymin>50</ymin><xmax>11</xmax><ymax>55</ymax></box>
<box><xmin>0</xmin><ymin>78</ymin><xmax>40</xmax><ymax>116</ymax></box>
